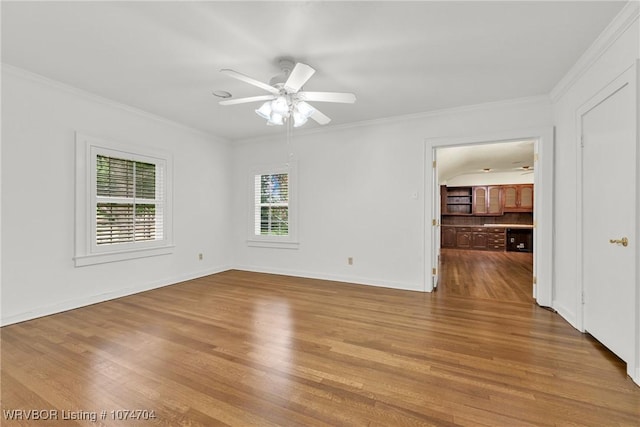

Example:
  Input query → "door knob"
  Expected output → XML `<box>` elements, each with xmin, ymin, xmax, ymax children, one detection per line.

<box><xmin>609</xmin><ymin>237</ymin><xmax>629</xmax><ymax>247</ymax></box>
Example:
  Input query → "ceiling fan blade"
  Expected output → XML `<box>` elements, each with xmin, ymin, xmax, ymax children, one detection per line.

<box><xmin>298</xmin><ymin>91</ymin><xmax>356</xmax><ymax>103</ymax></box>
<box><xmin>309</xmin><ymin>106</ymin><xmax>331</xmax><ymax>125</ymax></box>
<box><xmin>220</xmin><ymin>69</ymin><xmax>279</xmax><ymax>95</ymax></box>
<box><xmin>219</xmin><ymin>95</ymin><xmax>275</xmax><ymax>106</ymax></box>
<box><xmin>284</xmin><ymin>63</ymin><xmax>316</xmax><ymax>93</ymax></box>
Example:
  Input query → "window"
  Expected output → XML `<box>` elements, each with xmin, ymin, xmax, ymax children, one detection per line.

<box><xmin>75</xmin><ymin>133</ymin><xmax>173</xmax><ymax>266</ymax></box>
<box><xmin>255</xmin><ymin>173</ymin><xmax>289</xmax><ymax>236</ymax></box>
<box><xmin>249</xmin><ymin>163</ymin><xmax>297</xmax><ymax>248</ymax></box>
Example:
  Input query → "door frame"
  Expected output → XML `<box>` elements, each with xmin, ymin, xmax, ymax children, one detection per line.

<box><xmin>424</xmin><ymin>126</ymin><xmax>555</xmax><ymax>308</ymax></box>
<box><xmin>575</xmin><ymin>62</ymin><xmax>639</xmax><ymax>384</ymax></box>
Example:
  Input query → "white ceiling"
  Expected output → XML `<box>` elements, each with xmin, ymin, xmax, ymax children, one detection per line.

<box><xmin>1</xmin><ymin>1</ymin><xmax>626</xmax><ymax>141</ymax></box>
<box><xmin>437</xmin><ymin>140</ymin><xmax>535</xmax><ymax>182</ymax></box>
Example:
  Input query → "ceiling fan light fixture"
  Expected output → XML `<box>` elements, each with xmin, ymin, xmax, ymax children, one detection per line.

<box><xmin>295</xmin><ymin>101</ymin><xmax>315</xmax><ymax>116</ymax></box>
<box><xmin>267</xmin><ymin>112</ymin><xmax>285</xmax><ymax>126</ymax></box>
<box><xmin>293</xmin><ymin>101</ymin><xmax>316</xmax><ymax>127</ymax></box>
<box><xmin>255</xmin><ymin>102</ymin><xmax>273</xmax><ymax>120</ymax></box>
<box><xmin>271</xmin><ymin>96</ymin><xmax>290</xmax><ymax>115</ymax></box>
<box><xmin>292</xmin><ymin>111</ymin><xmax>309</xmax><ymax>128</ymax></box>
<box><xmin>256</xmin><ymin>98</ymin><xmax>289</xmax><ymax>125</ymax></box>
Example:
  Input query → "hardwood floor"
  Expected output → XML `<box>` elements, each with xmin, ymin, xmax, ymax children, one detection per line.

<box><xmin>438</xmin><ymin>249</ymin><xmax>534</xmax><ymax>303</ymax></box>
<box><xmin>2</xmin><ymin>270</ymin><xmax>639</xmax><ymax>426</ymax></box>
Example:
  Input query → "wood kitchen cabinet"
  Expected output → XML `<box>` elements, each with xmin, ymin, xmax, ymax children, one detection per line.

<box><xmin>503</xmin><ymin>184</ymin><xmax>533</xmax><ymax>212</ymax></box>
<box><xmin>441</xmin><ymin>227</ymin><xmax>457</xmax><ymax>248</ymax></box>
<box><xmin>486</xmin><ymin>227</ymin><xmax>506</xmax><ymax>251</ymax></box>
<box><xmin>441</xmin><ymin>226</ymin><xmax>508</xmax><ymax>251</ymax></box>
<box><xmin>473</xmin><ymin>186</ymin><xmax>503</xmax><ymax>215</ymax></box>
<box><xmin>471</xmin><ymin>228</ymin><xmax>488</xmax><ymax>249</ymax></box>
<box><xmin>456</xmin><ymin>228</ymin><xmax>471</xmax><ymax>248</ymax></box>
<box><xmin>442</xmin><ymin>184</ymin><xmax>532</xmax><ymax>216</ymax></box>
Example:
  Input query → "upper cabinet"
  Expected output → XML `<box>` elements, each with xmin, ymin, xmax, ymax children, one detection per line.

<box><xmin>473</xmin><ymin>186</ymin><xmax>503</xmax><ymax>216</ymax></box>
<box><xmin>442</xmin><ymin>184</ymin><xmax>532</xmax><ymax>216</ymax></box>
<box><xmin>502</xmin><ymin>184</ymin><xmax>533</xmax><ymax>212</ymax></box>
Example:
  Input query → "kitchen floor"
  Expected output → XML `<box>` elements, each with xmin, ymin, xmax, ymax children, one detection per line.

<box><xmin>438</xmin><ymin>249</ymin><xmax>534</xmax><ymax>303</ymax></box>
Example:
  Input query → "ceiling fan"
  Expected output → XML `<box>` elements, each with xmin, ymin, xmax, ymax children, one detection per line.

<box><xmin>218</xmin><ymin>58</ymin><xmax>356</xmax><ymax>128</ymax></box>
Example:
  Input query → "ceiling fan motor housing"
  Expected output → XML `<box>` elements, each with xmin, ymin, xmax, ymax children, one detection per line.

<box><xmin>269</xmin><ymin>58</ymin><xmax>296</xmax><ymax>88</ymax></box>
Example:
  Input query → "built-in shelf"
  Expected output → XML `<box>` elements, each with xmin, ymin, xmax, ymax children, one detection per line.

<box><xmin>442</xmin><ymin>186</ymin><xmax>473</xmax><ymax>215</ymax></box>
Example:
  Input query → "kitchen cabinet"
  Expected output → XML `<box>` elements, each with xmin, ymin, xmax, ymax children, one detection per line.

<box><xmin>472</xmin><ymin>186</ymin><xmax>503</xmax><ymax>215</ymax></box>
<box><xmin>442</xmin><ymin>184</ymin><xmax>532</xmax><ymax>216</ymax></box>
<box><xmin>441</xmin><ymin>227</ymin><xmax>457</xmax><ymax>248</ymax></box>
<box><xmin>473</xmin><ymin>187</ymin><xmax>487</xmax><ymax>214</ymax></box>
<box><xmin>471</xmin><ymin>228</ymin><xmax>488</xmax><ymax>249</ymax></box>
<box><xmin>503</xmin><ymin>184</ymin><xmax>533</xmax><ymax>212</ymax></box>
<box><xmin>456</xmin><ymin>228</ymin><xmax>471</xmax><ymax>248</ymax></box>
<box><xmin>486</xmin><ymin>227</ymin><xmax>506</xmax><ymax>251</ymax></box>
<box><xmin>441</xmin><ymin>226</ymin><xmax>507</xmax><ymax>251</ymax></box>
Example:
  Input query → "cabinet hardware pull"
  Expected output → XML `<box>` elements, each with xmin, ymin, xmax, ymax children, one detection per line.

<box><xmin>609</xmin><ymin>237</ymin><xmax>629</xmax><ymax>247</ymax></box>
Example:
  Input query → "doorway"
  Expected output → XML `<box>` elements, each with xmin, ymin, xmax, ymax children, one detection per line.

<box><xmin>437</xmin><ymin>140</ymin><xmax>535</xmax><ymax>302</ymax></box>
<box><xmin>424</xmin><ymin>128</ymin><xmax>554</xmax><ymax>308</ymax></box>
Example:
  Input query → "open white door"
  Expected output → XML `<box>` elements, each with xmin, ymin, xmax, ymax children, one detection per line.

<box><xmin>533</xmin><ymin>133</ymin><xmax>554</xmax><ymax>307</ymax></box>
<box><xmin>432</xmin><ymin>148</ymin><xmax>441</xmax><ymax>289</ymax></box>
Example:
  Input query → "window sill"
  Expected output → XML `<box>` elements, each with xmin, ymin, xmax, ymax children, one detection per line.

<box><xmin>247</xmin><ymin>240</ymin><xmax>299</xmax><ymax>249</ymax></box>
<box><xmin>74</xmin><ymin>245</ymin><xmax>175</xmax><ymax>267</ymax></box>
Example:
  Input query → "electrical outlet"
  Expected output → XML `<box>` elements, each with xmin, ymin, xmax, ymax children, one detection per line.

<box><xmin>348</xmin><ymin>257</ymin><xmax>353</xmax><ymax>265</ymax></box>
<box><xmin>198</xmin><ymin>253</ymin><xmax>203</xmax><ymax>261</ymax></box>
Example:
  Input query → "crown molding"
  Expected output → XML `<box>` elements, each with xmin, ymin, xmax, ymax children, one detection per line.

<box><xmin>1</xmin><ymin>63</ymin><xmax>231</xmax><ymax>145</ymax></box>
<box><xmin>235</xmin><ymin>94</ymin><xmax>551</xmax><ymax>145</ymax></box>
<box><xmin>550</xmin><ymin>0</ymin><xmax>639</xmax><ymax>103</ymax></box>
<box><xmin>2</xmin><ymin>63</ymin><xmax>550</xmax><ymax>146</ymax></box>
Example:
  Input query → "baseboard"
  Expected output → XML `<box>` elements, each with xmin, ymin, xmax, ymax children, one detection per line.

<box><xmin>233</xmin><ymin>264</ymin><xmax>424</xmax><ymax>293</ymax></box>
<box><xmin>1</xmin><ymin>265</ymin><xmax>231</xmax><ymax>326</ymax></box>
<box><xmin>552</xmin><ymin>300</ymin><xmax>579</xmax><ymax>331</ymax></box>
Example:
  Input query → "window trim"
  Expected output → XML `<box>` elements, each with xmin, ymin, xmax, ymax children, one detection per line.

<box><xmin>247</xmin><ymin>162</ymin><xmax>298</xmax><ymax>249</ymax></box>
<box><xmin>74</xmin><ymin>133</ymin><xmax>174</xmax><ymax>266</ymax></box>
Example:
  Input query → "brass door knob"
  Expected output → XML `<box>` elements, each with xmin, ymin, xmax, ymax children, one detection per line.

<box><xmin>609</xmin><ymin>237</ymin><xmax>629</xmax><ymax>247</ymax></box>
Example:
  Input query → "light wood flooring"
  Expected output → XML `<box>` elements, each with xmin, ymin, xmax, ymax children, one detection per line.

<box><xmin>2</xmin><ymin>267</ymin><xmax>640</xmax><ymax>426</ymax></box>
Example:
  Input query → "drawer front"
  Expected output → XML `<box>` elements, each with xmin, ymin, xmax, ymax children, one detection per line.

<box><xmin>457</xmin><ymin>227</ymin><xmax>472</xmax><ymax>232</ymax></box>
<box><xmin>487</xmin><ymin>227</ymin><xmax>505</xmax><ymax>233</ymax></box>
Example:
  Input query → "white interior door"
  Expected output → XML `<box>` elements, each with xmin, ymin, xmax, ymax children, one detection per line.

<box><xmin>432</xmin><ymin>148</ymin><xmax>440</xmax><ymax>289</ymax></box>
<box><xmin>581</xmin><ymin>66</ymin><xmax>637</xmax><ymax>369</ymax></box>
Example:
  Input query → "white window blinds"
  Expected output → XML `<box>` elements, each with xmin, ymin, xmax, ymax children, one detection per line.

<box><xmin>95</xmin><ymin>155</ymin><xmax>164</xmax><ymax>245</ymax></box>
<box><xmin>254</xmin><ymin>172</ymin><xmax>289</xmax><ymax>236</ymax></box>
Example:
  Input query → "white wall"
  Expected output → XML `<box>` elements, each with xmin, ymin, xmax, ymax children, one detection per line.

<box><xmin>232</xmin><ymin>97</ymin><xmax>552</xmax><ymax>291</ymax></box>
<box><xmin>1</xmin><ymin>67</ymin><xmax>233</xmax><ymax>325</ymax></box>
<box><xmin>551</xmin><ymin>5</ymin><xmax>639</xmax><ymax>327</ymax></box>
